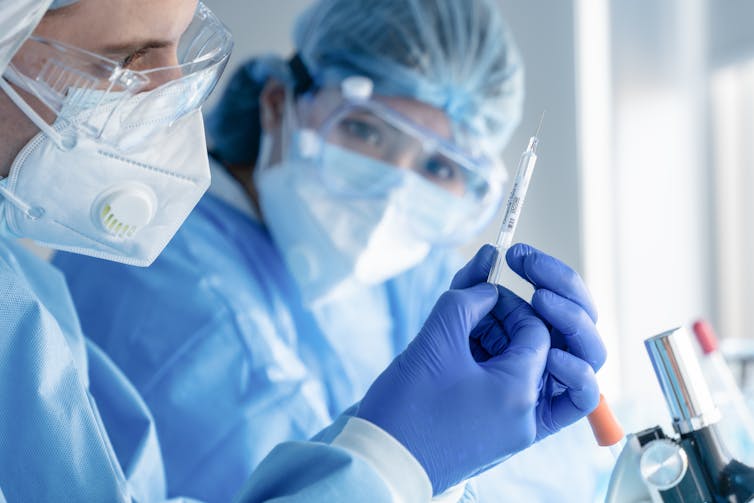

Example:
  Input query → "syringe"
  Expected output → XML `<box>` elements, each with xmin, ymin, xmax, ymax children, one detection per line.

<box><xmin>487</xmin><ymin>117</ymin><xmax>542</xmax><ymax>285</ymax></box>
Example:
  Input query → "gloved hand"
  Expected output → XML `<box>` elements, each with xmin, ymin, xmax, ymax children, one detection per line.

<box><xmin>464</xmin><ymin>244</ymin><xmax>605</xmax><ymax>441</ymax></box>
<box><xmin>356</xmin><ymin>245</ymin><xmax>553</xmax><ymax>495</ymax></box>
<box><xmin>508</xmin><ymin>243</ymin><xmax>605</xmax><ymax>440</ymax></box>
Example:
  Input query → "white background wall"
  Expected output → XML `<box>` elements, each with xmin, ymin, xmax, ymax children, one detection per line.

<box><xmin>597</xmin><ymin>0</ymin><xmax>713</xmax><ymax>428</ymax></box>
<box><xmin>202</xmin><ymin>0</ymin><xmax>311</xmax><ymax>110</ymax></box>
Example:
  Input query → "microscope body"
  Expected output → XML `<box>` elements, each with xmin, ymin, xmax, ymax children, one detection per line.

<box><xmin>605</xmin><ymin>328</ymin><xmax>754</xmax><ymax>502</ymax></box>
<box><xmin>607</xmin><ymin>425</ymin><xmax>754</xmax><ymax>502</ymax></box>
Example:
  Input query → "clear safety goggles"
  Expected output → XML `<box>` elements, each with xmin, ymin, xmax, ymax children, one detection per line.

<box><xmin>295</xmin><ymin>78</ymin><xmax>507</xmax><ymax>243</ymax></box>
<box><xmin>5</xmin><ymin>1</ymin><xmax>232</xmax><ymax>141</ymax></box>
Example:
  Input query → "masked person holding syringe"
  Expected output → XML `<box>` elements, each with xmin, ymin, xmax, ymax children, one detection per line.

<box><xmin>51</xmin><ymin>0</ymin><xmax>607</xmax><ymax>501</ymax></box>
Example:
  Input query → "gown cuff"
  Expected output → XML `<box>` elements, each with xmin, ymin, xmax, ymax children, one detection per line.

<box><xmin>330</xmin><ymin>416</ymin><xmax>432</xmax><ymax>502</ymax></box>
<box><xmin>432</xmin><ymin>482</ymin><xmax>467</xmax><ymax>502</ymax></box>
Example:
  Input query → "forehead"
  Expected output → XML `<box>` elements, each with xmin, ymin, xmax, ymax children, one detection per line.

<box><xmin>36</xmin><ymin>0</ymin><xmax>198</xmax><ymax>52</ymax></box>
<box><xmin>373</xmin><ymin>94</ymin><xmax>453</xmax><ymax>141</ymax></box>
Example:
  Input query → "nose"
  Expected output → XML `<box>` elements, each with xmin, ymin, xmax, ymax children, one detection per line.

<box><xmin>389</xmin><ymin>152</ymin><xmax>414</xmax><ymax>171</ymax></box>
<box><xmin>387</xmin><ymin>143</ymin><xmax>422</xmax><ymax>172</ymax></box>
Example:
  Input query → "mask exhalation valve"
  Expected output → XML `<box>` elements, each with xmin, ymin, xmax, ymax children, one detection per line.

<box><xmin>94</xmin><ymin>184</ymin><xmax>156</xmax><ymax>239</ymax></box>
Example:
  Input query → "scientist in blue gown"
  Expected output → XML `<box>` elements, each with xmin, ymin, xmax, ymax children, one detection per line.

<box><xmin>0</xmin><ymin>0</ymin><xmax>234</xmax><ymax>500</ymax></box>
<box><xmin>56</xmin><ymin>0</ymin><xmax>610</xmax><ymax>501</ymax></box>
<box><xmin>1</xmin><ymin>1</ymin><xmax>605</xmax><ymax>502</ymax></box>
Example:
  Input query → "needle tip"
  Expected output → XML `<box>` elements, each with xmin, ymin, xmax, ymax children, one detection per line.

<box><xmin>534</xmin><ymin>111</ymin><xmax>546</xmax><ymax>138</ymax></box>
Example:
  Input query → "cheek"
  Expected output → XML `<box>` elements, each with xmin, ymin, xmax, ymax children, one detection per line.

<box><xmin>5</xmin><ymin>82</ymin><xmax>57</xmax><ymax>126</ymax></box>
<box><xmin>257</xmin><ymin>125</ymin><xmax>285</xmax><ymax>170</ymax></box>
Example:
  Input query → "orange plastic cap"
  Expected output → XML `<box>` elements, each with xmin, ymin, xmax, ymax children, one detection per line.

<box><xmin>587</xmin><ymin>394</ymin><xmax>624</xmax><ymax>447</ymax></box>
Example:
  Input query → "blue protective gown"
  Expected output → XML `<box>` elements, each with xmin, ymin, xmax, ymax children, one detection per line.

<box><xmin>54</xmin><ymin>163</ymin><xmax>610</xmax><ymax>503</ymax></box>
<box><xmin>0</xmin><ymin>237</ymin><xmax>169</xmax><ymax>502</ymax></box>
<box><xmin>0</xmin><ymin>220</ymin><xmax>453</xmax><ymax>502</ymax></box>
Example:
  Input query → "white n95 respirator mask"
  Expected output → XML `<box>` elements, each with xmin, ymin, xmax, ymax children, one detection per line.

<box><xmin>0</xmin><ymin>79</ymin><xmax>211</xmax><ymax>267</ymax></box>
<box><xmin>0</xmin><ymin>2</ymin><xmax>230</xmax><ymax>265</ymax></box>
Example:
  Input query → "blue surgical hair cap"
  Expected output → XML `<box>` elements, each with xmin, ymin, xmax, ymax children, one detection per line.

<box><xmin>294</xmin><ymin>0</ymin><xmax>524</xmax><ymax>150</ymax></box>
<box><xmin>206</xmin><ymin>0</ymin><xmax>523</xmax><ymax>167</ymax></box>
<box><xmin>49</xmin><ymin>0</ymin><xmax>78</xmax><ymax>8</ymax></box>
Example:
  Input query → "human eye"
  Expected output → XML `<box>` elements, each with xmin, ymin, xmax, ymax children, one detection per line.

<box><xmin>339</xmin><ymin>117</ymin><xmax>383</xmax><ymax>148</ymax></box>
<box><xmin>421</xmin><ymin>156</ymin><xmax>467</xmax><ymax>194</ymax></box>
<box><xmin>120</xmin><ymin>48</ymin><xmax>148</xmax><ymax>69</ymax></box>
<box><xmin>423</xmin><ymin>156</ymin><xmax>459</xmax><ymax>181</ymax></box>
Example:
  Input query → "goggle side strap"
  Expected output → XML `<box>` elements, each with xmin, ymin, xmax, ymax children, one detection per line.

<box><xmin>0</xmin><ymin>71</ymin><xmax>65</xmax><ymax>149</ymax></box>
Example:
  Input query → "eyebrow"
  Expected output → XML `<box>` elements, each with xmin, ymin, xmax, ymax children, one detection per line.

<box><xmin>100</xmin><ymin>39</ymin><xmax>174</xmax><ymax>58</ymax></box>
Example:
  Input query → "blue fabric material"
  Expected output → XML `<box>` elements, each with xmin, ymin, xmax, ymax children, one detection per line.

<box><xmin>0</xmin><ymin>237</ymin><xmax>167</xmax><ymax>502</ymax></box>
<box><xmin>54</xmin><ymin>191</ymin><xmax>458</xmax><ymax>503</ymax></box>
<box><xmin>0</xmin><ymin>233</ymin><xmax>442</xmax><ymax>503</ymax></box>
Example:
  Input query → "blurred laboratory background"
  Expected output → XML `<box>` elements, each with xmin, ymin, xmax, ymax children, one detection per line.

<box><xmin>200</xmin><ymin>0</ymin><xmax>754</xmax><ymax>434</ymax></box>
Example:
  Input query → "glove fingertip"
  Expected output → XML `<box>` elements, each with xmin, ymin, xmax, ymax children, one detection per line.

<box><xmin>506</xmin><ymin>243</ymin><xmax>540</xmax><ymax>283</ymax></box>
<box><xmin>473</xmin><ymin>282</ymin><xmax>500</xmax><ymax>301</ymax></box>
<box><xmin>532</xmin><ymin>288</ymin><xmax>562</xmax><ymax>307</ymax></box>
<box><xmin>505</xmin><ymin>243</ymin><xmax>529</xmax><ymax>267</ymax></box>
<box><xmin>451</xmin><ymin>245</ymin><xmax>499</xmax><ymax>289</ymax></box>
<box><xmin>480</xmin><ymin>242</ymin><xmax>498</xmax><ymax>258</ymax></box>
<box><xmin>474</xmin><ymin>244</ymin><xmax>498</xmax><ymax>273</ymax></box>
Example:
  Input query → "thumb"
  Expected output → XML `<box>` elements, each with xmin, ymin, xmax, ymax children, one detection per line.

<box><xmin>450</xmin><ymin>244</ymin><xmax>498</xmax><ymax>290</ymax></box>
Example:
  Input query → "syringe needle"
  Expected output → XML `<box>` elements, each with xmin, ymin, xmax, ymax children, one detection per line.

<box><xmin>535</xmin><ymin>111</ymin><xmax>546</xmax><ymax>139</ymax></box>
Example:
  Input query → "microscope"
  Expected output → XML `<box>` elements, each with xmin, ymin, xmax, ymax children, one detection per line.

<box><xmin>605</xmin><ymin>327</ymin><xmax>754</xmax><ymax>502</ymax></box>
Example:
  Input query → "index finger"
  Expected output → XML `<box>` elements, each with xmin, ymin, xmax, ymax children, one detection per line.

<box><xmin>506</xmin><ymin>243</ymin><xmax>597</xmax><ymax>322</ymax></box>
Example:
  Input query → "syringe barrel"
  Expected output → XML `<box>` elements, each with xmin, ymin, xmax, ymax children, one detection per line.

<box><xmin>492</xmin><ymin>151</ymin><xmax>537</xmax><ymax>246</ymax></box>
<box><xmin>487</xmin><ymin>246</ymin><xmax>506</xmax><ymax>285</ymax></box>
<box><xmin>487</xmin><ymin>136</ymin><xmax>539</xmax><ymax>286</ymax></box>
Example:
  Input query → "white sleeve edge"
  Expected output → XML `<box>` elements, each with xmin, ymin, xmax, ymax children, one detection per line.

<box><xmin>330</xmin><ymin>417</ymin><xmax>432</xmax><ymax>502</ymax></box>
<box><xmin>431</xmin><ymin>481</ymin><xmax>467</xmax><ymax>502</ymax></box>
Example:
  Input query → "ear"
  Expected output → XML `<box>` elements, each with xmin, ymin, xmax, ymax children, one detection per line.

<box><xmin>260</xmin><ymin>79</ymin><xmax>287</xmax><ymax>132</ymax></box>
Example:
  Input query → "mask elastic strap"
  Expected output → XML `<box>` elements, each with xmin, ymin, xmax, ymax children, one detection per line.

<box><xmin>0</xmin><ymin>179</ymin><xmax>41</xmax><ymax>220</ymax></box>
<box><xmin>0</xmin><ymin>73</ymin><xmax>66</xmax><ymax>149</ymax></box>
<box><xmin>279</xmin><ymin>84</ymin><xmax>298</xmax><ymax>161</ymax></box>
